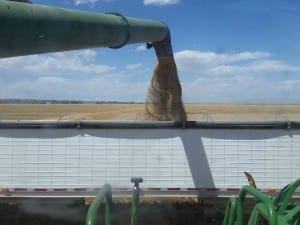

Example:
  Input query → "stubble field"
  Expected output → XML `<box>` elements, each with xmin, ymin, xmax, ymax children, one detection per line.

<box><xmin>0</xmin><ymin>103</ymin><xmax>299</xmax><ymax>121</ymax></box>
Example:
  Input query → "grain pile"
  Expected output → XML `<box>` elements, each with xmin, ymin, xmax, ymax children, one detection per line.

<box><xmin>145</xmin><ymin>30</ymin><xmax>187</xmax><ymax>122</ymax></box>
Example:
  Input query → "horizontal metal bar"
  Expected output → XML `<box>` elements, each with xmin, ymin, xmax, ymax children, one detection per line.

<box><xmin>0</xmin><ymin>121</ymin><xmax>299</xmax><ymax>129</ymax></box>
<box><xmin>0</xmin><ymin>189</ymin><xmax>300</xmax><ymax>199</ymax></box>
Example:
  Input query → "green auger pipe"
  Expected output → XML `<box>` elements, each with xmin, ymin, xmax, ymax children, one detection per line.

<box><xmin>0</xmin><ymin>0</ymin><xmax>168</xmax><ymax>58</ymax></box>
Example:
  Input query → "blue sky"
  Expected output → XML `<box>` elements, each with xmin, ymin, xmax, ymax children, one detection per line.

<box><xmin>1</xmin><ymin>0</ymin><xmax>300</xmax><ymax>103</ymax></box>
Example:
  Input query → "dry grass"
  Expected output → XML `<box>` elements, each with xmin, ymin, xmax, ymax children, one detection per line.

<box><xmin>0</xmin><ymin>103</ymin><xmax>300</xmax><ymax>121</ymax></box>
<box><xmin>185</xmin><ymin>104</ymin><xmax>300</xmax><ymax>121</ymax></box>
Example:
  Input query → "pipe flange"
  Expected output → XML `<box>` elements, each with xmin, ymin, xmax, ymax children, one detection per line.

<box><xmin>106</xmin><ymin>12</ymin><xmax>131</xmax><ymax>49</ymax></box>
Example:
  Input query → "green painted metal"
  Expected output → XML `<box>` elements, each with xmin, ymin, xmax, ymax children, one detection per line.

<box><xmin>236</xmin><ymin>185</ymin><xmax>277</xmax><ymax>225</ymax></box>
<box><xmin>86</xmin><ymin>183</ymin><xmax>112</xmax><ymax>225</ymax></box>
<box><xmin>130</xmin><ymin>187</ymin><xmax>139</xmax><ymax>225</ymax></box>
<box><xmin>86</xmin><ymin>179</ymin><xmax>143</xmax><ymax>225</ymax></box>
<box><xmin>222</xmin><ymin>197</ymin><xmax>237</xmax><ymax>225</ymax></box>
<box><xmin>223</xmin><ymin>178</ymin><xmax>300</xmax><ymax>225</ymax></box>
<box><xmin>274</xmin><ymin>178</ymin><xmax>300</xmax><ymax>215</ymax></box>
<box><xmin>130</xmin><ymin>178</ymin><xmax>143</xmax><ymax>225</ymax></box>
<box><xmin>0</xmin><ymin>0</ymin><xmax>168</xmax><ymax>58</ymax></box>
<box><xmin>284</xmin><ymin>205</ymin><xmax>300</xmax><ymax>225</ymax></box>
<box><xmin>247</xmin><ymin>203</ymin><xmax>276</xmax><ymax>225</ymax></box>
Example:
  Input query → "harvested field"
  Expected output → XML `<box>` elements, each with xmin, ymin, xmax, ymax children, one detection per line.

<box><xmin>0</xmin><ymin>104</ymin><xmax>300</xmax><ymax>121</ymax></box>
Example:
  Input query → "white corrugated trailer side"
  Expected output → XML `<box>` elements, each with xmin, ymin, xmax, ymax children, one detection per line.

<box><xmin>0</xmin><ymin>121</ymin><xmax>299</xmax><ymax>197</ymax></box>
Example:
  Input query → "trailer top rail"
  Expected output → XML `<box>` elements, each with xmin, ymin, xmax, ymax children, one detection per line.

<box><xmin>0</xmin><ymin>120</ymin><xmax>300</xmax><ymax>129</ymax></box>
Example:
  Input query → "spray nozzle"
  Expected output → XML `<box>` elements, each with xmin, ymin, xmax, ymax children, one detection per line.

<box><xmin>131</xmin><ymin>177</ymin><xmax>143</xmax><ymax>188</ymax></box>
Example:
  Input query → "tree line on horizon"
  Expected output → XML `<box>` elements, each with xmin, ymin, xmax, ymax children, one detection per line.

<box><xmin>0</xmin><ymin>99</ymin><xmax>142</xmax><ymax>104</ymax></box>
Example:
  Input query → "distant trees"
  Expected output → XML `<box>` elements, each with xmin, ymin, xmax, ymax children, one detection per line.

<box><xmin>0</xmin><ymin>99</ymin><xmax>141</xmax><ymax>104</ymax></box>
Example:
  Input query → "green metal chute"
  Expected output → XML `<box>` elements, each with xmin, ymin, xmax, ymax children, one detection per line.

<box><xmin>0</xmin><ymin>0</ymin><xmax>168</xmax><ymax>58</ymax></box>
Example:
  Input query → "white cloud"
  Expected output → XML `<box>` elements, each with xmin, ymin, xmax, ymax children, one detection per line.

<box><xmin>182</xmin><ymin>75</ymin><xmax>300</xmax><ymax>103</ymax></box>
<box><xmin>73</xmin><ymin>0</ymin><xmax>114</xmax><ymax>5</ymax></box>
<box><xmin>173</xmin><ymin>49</ymin><xmax>300</xmax><ymax>103</ymax></box>
<box><xmin>246</xmin><ymin>60</ymin><xmax>300</xmax><ymax>72</ymax></box>
<box><xmin>126</xmin><ymin>63</ymin><xmax>142</xmax><ymax>70</ymax></box>
<box><xmin>175</xmin><ymin>50</ymin><xmax>270</xmax><ymax>71</ymax></box>
<box><xmin>0</xmin><ymin>75</ymin><xmax>148</xmax><ymax>102</ymax></box>
<box><xmin>1</xmin><ymin>47</ymin><xmax>300</xmax><ymax>103</ymax></box>
<box><xmin>143</xmin><ymin>0</ymin><xmax>180</xmax><ymax>6</ymax></box>
<box><xmin>0</xmin><ymin>50</ymin><xmax>115</xmax><ymax>76</ymax></box>
<box><xmin>75</xmin><ymin>0</ymin><xmax>179</xmax><ymax>6</ymax></box>
<box><xmin>205</xmin><ymin>60</ymin><xmax>300</xmax><ymax>76</ymax></box>
<box><xmin>174</xmin><ymin>50</ymin><xmax>300</xmax><ymax>76</ymax></box>
<box><xmin>74</xmin><ymin>0</ymin><xmax>98</xmax><ymax>5</ymax></box>
<box><xmin>134</xmin><ymin>45</ymin><xmax>147</xmax><ymax>52</ymax></box>
<box><xmin>0</xmin><ymin>50</ymin><xmax>148</xmax><ymax>101</ymax></box>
